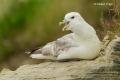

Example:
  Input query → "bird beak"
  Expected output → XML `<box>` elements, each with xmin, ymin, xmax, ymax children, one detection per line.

<box><xmin>59</xmin><ymin>20</ymin><xmax>70</xmax><ymax>31</ymax></box>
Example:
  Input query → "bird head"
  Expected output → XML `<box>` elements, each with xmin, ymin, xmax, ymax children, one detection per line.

<box><xmin>59</xmin><ymin>12</ymin><xmax>84</xmax><ymax>31</ymax></box>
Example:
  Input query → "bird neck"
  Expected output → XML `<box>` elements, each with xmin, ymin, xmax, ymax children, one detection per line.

<box><xmin>70</xmin><ymin>20</ymin><xmax>100</xmax><ymax>42</ymax></box>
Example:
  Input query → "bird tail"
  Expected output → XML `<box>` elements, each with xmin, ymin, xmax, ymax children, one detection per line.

<box><xmin>30</xmin><ymin>54</ymin><xmax>56</xmax><ymax>60</ymax></box>
<box><xmin>25</xmin><ymin>47</ymin><xmax>42</xmax><ymax>54</ymax></box>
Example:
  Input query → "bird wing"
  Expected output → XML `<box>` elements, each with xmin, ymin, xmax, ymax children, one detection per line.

<box><xmin>29</xmin><ymin>33</ymin><xmax>79</xmax><ymax>58</ymax></box>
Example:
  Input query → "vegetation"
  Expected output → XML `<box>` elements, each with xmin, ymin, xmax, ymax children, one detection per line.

<box><xmin>0</xmin><ymin>0</ymin><xmax>52</xmax><ymax>61</ymax></box>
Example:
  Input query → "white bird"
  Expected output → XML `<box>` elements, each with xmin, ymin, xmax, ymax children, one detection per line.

<box><xmin>29</xmin><ymin>12</ymin><xmax>101</xmax><ymax>60</ymax></box>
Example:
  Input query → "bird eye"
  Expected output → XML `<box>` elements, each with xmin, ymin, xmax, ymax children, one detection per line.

<box><xmin>71</xmin><ymin>16</ymin><xmax>75</xmax><ymax>19</ymax></box>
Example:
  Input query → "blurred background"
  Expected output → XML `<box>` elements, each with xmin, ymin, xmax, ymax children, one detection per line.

<box><xmin>0</xmin><ymin>0</ymin><xmax>118</xmax><ymax>70</ymax></box>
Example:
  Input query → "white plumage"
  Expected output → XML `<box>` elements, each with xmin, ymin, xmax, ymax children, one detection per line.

<box><xmin>30</xmin><ymin>12</ymin><xmax>101</xmax><ymax>60</ymax></box>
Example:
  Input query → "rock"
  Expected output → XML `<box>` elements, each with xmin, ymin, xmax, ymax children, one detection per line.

<box><xmin>0</xmin><ymin>37</ymin><xmax>120</xmax><ymax>80</ymax></box>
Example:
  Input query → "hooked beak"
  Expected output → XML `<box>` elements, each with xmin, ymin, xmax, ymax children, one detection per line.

<box><xmin>59</xmin><ymin>20</ymin><xmax>70</xmax><ymax>31</ymax></box>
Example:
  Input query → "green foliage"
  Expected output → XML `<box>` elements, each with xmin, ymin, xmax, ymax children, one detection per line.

<box><xmin>0</xmin><ymin>0</ymin><xmax>52</xmax><ymax>61</ymax></box>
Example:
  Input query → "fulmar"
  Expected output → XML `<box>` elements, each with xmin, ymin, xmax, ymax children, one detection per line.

<box><xmin>28</xmin><ymin>12</ymin><xmax>101</xmax><ymax>60</ymax></box>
